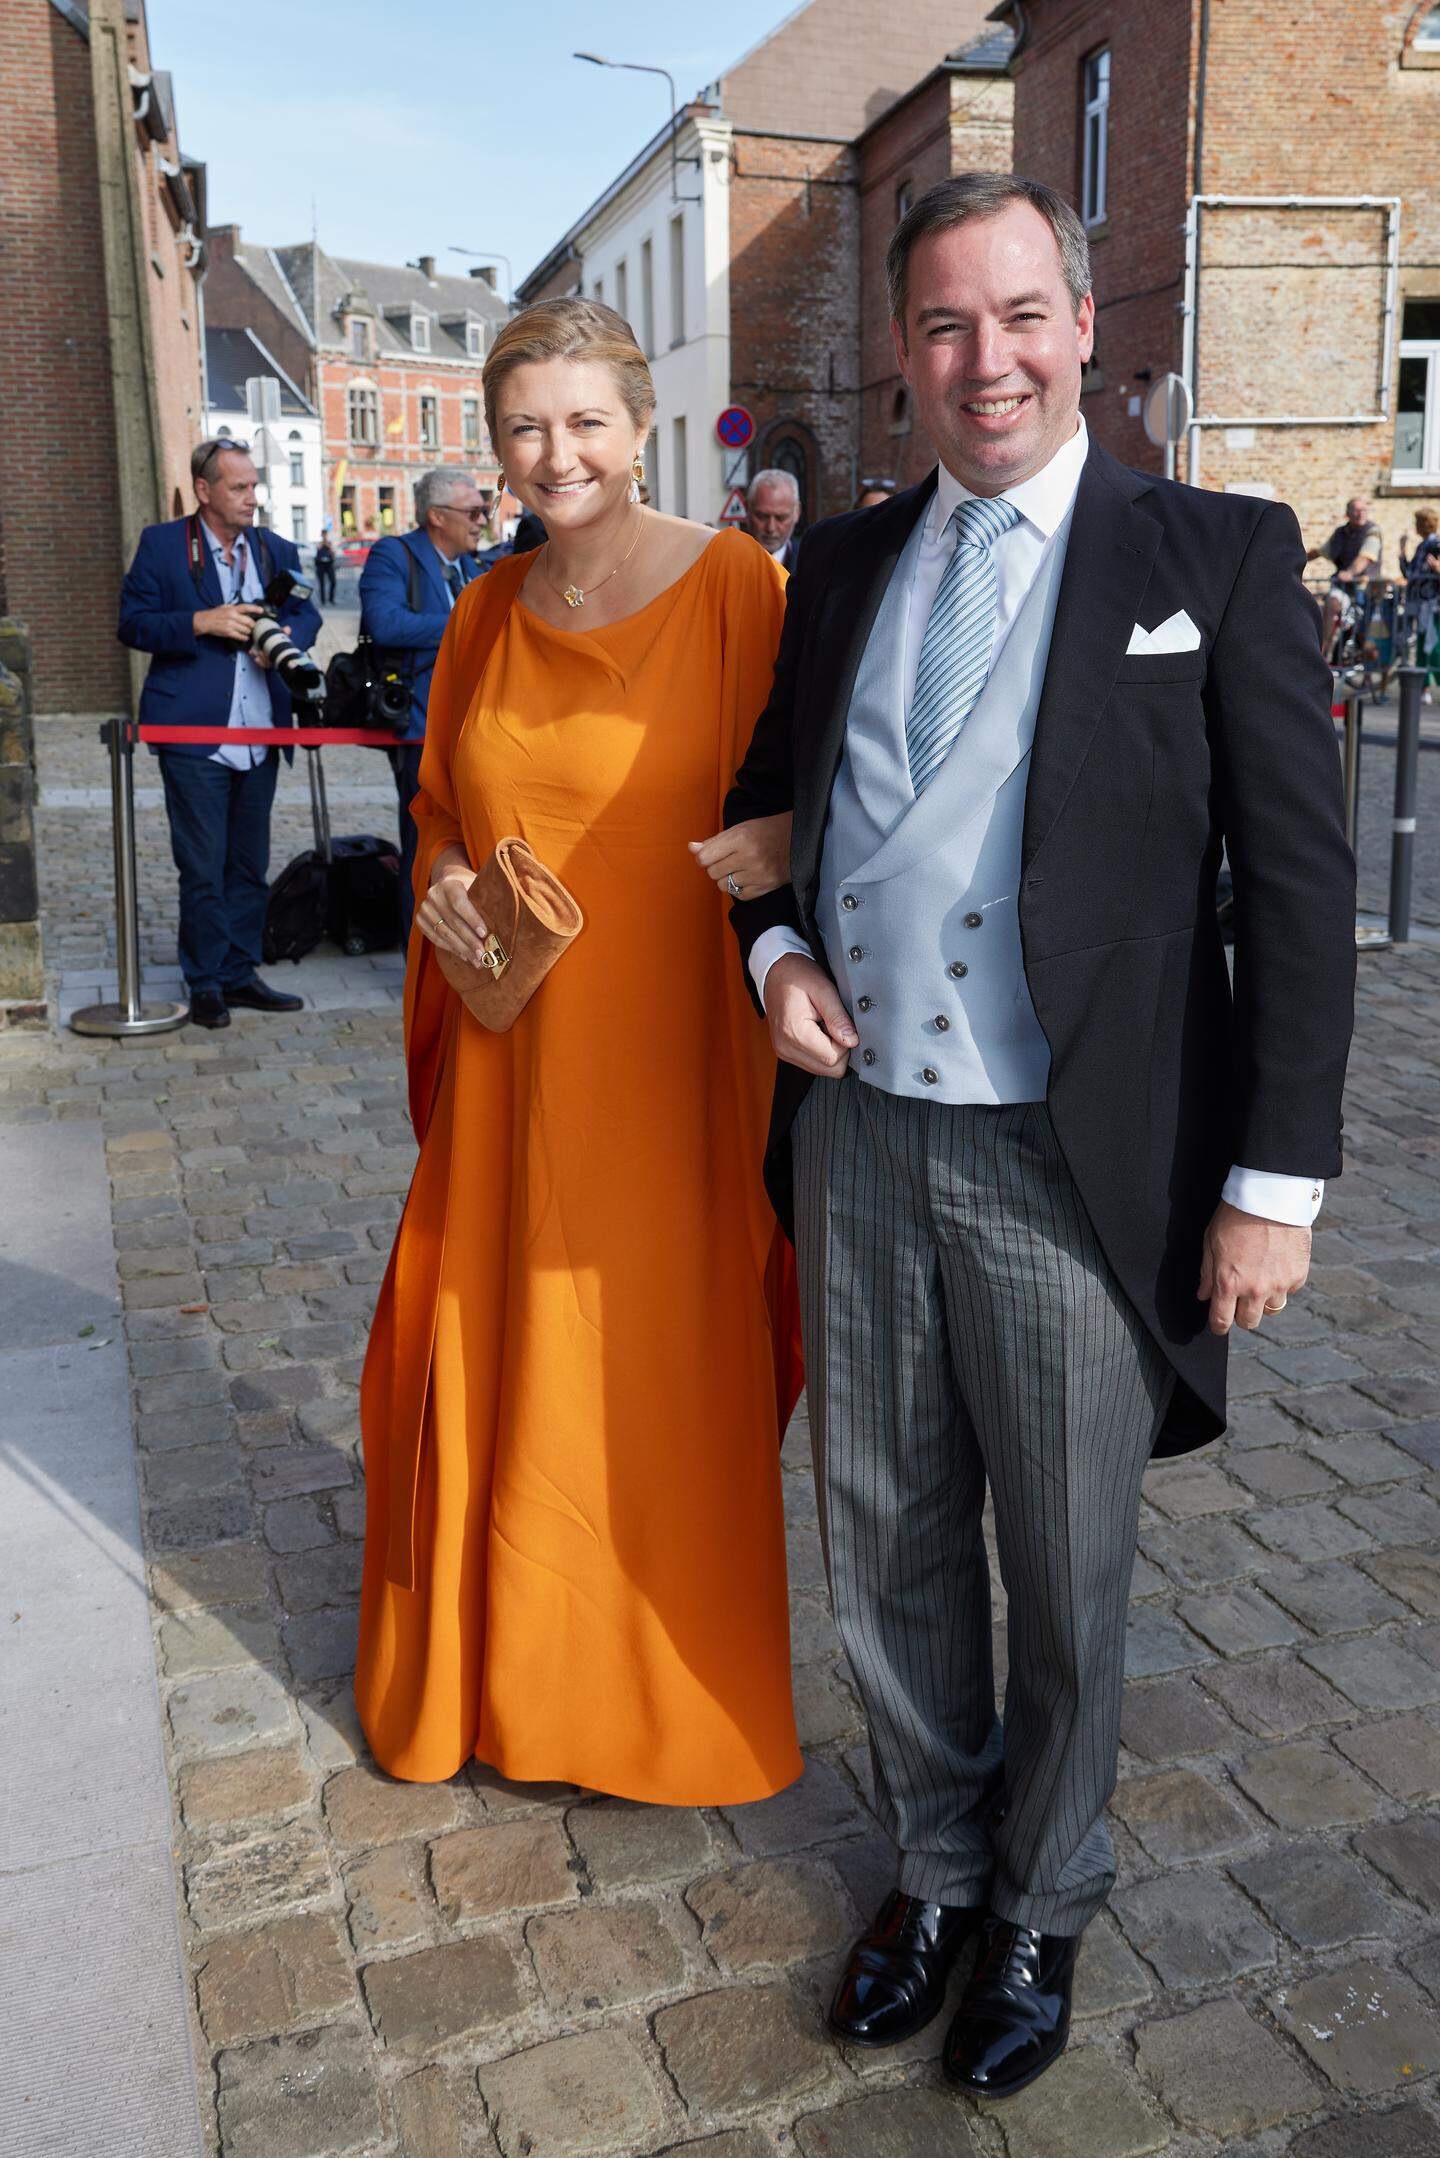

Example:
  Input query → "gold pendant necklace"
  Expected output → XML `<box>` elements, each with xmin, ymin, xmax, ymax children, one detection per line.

<box><xmin>545</xmin><ymin>509</ymin><xmax>645</xmax><ymax>609</ymax></box>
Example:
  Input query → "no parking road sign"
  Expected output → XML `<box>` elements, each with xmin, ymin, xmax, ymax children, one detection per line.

<box><xmin>716</xmin><ymin>405</ymin><xmax>755</xmax><ymax>451</ymax></box>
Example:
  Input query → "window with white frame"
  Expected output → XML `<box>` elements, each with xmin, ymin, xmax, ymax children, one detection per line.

<box><xmin>1394</xmin><ymin>299</ymin><xmax>1440</xmax><ymax>481</ymax></box>
<box><xmin>1082</xmin><ymin>49</ymin><xmax>1110</xmax><ymax>228</ymax></box>
<box><xmin>466</xmin><ymin>319</ymin><xmax>484</xmax><ymax>358</ymax></box>
<box><xmin>350</xmin><ymin>316</ymin><xmax>371</xmax><ymax>360</ymax></box>
<box><xmin>288</xmin><ymin>449</ymin><xmax>304</xmax><ymax>487</ymax></box>
<box><xmin>419</xmin><ymin>393</ymin><xmax>439</xmax><ymax>450</ymax></box>
<box><xmin>669</xmin><ymin>216</ymin><xmax>685</xmax><ymax>346</ymax></box>
<box><xmin>291</xmin><ymin>505</ymin><xmax>308</xmax><ymax>542</ymax></box>
<box><xmin>672</xmin><ymin>414</ymin><xmax>688</xmax><ymax>518</ymax></box>
<box><xmin>412</xmin><ymin>311</ymin><xmax>431</xmax><ymax>353</ymax></box>
<box><xmin>640</xmin><ymin>237</ymin><xmax>655</xmax><ymax>356</ymax></box>
<box><xmin>348</xmin><ymin>384</ymin><xmax>379</xmax><ymax>443</ymax></box>
<box><xmin>462</xmin><ymin>397</ymin><xmax>482</xmax><ymax>451</ymax></box>
<box><xmin>1414</xmin><ymin>4</ymin><xmax>1440</xmax><ymax>48</ymax></box>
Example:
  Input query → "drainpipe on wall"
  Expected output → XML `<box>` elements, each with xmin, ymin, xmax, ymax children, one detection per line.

<box><xmin>1187</xmin><ymin>0</ymin><xmax>1212</xmax><ymax>484</ymax></box>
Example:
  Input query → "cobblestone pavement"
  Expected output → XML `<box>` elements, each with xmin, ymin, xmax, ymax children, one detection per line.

<box><xmin>5</xmin><ymin>711</ymin><xmax>1440</xmax><ymax>2158</ymax></box>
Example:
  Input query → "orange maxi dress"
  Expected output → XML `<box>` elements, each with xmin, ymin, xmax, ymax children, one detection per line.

<box><xmin>355</xmin><ymin>530</ymin><xmax>805</xmax><ymax>1803</ymax></box>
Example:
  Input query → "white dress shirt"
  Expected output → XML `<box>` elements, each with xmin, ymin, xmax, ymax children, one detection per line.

<box><xmin>203</xmin><ymin>523</ymin><xmax>273</xmax><ymax>772</ymax></box>
<box><xmin>748</xmin><ymin>423</ymin><xmax>1323</xmax><ymax>1228</ymax></box>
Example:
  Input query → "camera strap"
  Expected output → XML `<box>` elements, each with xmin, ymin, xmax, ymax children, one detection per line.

<box><xmin>186</xmin><ymin>513</ymin><xmax>276</xmax><ymax>598</ymax></box>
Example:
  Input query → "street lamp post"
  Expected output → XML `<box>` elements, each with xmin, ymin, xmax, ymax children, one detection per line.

<box><xmin>573</xmin><ymin>53</ymin><xmax>702</xmax><ymax>202</ymax></box>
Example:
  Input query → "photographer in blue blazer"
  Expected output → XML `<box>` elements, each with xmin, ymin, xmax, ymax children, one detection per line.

<box><xmin>118</xmin><ymin>437</ymin><xmax>321</xmax><ymax>1029</ymax></box>
<box><xmin>358</xmin><ymin>466</ymin><xmax>484</xmax><ymax>941</ymax></box>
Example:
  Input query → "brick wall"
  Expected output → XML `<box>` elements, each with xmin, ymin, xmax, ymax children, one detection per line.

<box><xmin>0</xmin><ymin>1</ymin><xmax>129</xmax><ymax>712</ymax></box>
<box><xmin>0</xmin><ymin>0</ymin><xmax>204</xmax><ymax>714</ymax></box>
<box><xmin>1009</xmin><ymin>0</ymin><xmax>1194</xmax><ymax>481</ymax></box>
<box><xmin>722</xmin><ymin>0</ymin><xmax>994</xmax><ymax>140</ymax></box>
<box><xmin>857</xmin><ymin>69</ymin><xmax>1015</xmax><ymax>489</ymax></box>
<box><xmin>729</xmin><ymin>135</ymin><xmax>861</xmax><ymax>520</ymax></box>
<box><xmin>1010</xmin><ymin>0</ymin><xmax>1440</xmax><ymax>561</ymax></box>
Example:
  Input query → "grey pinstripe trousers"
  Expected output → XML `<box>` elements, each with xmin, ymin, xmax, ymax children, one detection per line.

<box><xmin>792</xmin><ymin>1076</ymin><xmax>1172</xmax><ymax>1935</ymax></box>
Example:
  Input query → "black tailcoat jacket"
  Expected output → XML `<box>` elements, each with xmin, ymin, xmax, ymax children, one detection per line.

<box><xmin>724</xmin><ymin>440</ymin><xmax>1356</xmax><ymax>1457</ymax></box>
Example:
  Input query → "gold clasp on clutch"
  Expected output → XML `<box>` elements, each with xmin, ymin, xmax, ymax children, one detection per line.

<box><xmin>479</xmin><ymin>933</ymin><xmax>509</xmax><ymax>976</ymax></box>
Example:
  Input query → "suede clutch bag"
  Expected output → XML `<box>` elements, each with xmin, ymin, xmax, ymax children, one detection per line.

<box><xmin>434</xmin><ymin>836</ymin><xmax>584</xmax><ymax>1031</ymax></box>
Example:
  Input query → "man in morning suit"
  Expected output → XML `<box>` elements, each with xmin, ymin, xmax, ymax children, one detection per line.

<box><xmin>724</xmin><ymin>175</ymin><xmax>1355</xmax><ymax>2099</ymax></box>
<box><xmin>119</xmin><ymin>439</ymin><xmax>321</xmax><ymax>1029</ymax></box>
<box><xmin>358</xmin><ymin>466</ymin><xmax>484</xmax><ymax>942</ymax></box>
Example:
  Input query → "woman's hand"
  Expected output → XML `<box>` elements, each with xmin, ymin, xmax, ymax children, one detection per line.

<box><xmin>688</xmin><ymin>812</ymin><xmax>793</xmax><ymax>899</ymax></box>
<box><xmin>416</xmin><ymin>844</ymin><xmax>490</xmax><ymax>965</ymax></box>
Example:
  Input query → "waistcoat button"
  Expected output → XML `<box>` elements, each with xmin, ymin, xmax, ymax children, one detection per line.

<box><xmin>842</xmin><ymin>893</ymin><xmax>859</xmax><ymax>911</ymax></box>
<box><xmin>934</xmin><ymin>1014</ymin><xmax>950</xmax><ymax>1031</ymax></box>
<box><xmin>857</xmin><ymin>995</ymin><xmax>873</xmax><ymax>1012</ymax></box>
<box><xmin>862</xmin><ymin>1048</ymin><xmax>876</xmax><ymax>1065</ymax></box>
<box><xmin>848</xmin><ymin>945</ymin><xmax>864</xmax><ymax>962</ymax></box>
<box><xmin>964</xmin><ymin>911</ymin><xmax>984</xmax><ymax>929</ymax></box>
<box><xmin>949</xmin><ymin>961</ymin><xmax>968</xmax><ymax>979</ymax></box>
<box><xmin>921</xmin><ymin>1067</ymin><xmax>938</xmax><ymax>1085</ymax></box>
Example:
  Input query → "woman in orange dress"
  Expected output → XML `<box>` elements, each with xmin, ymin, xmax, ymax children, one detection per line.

<box><xmin>355</xmin><ymin>299</ymin><xmax>804</xmax><ymax>1803</ymax></box>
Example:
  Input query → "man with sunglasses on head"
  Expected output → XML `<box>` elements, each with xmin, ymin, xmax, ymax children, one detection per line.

<box><xmin>118</xmin><ymin>437</ymin><xmax>321</xmax><ymax>1028</ymax></box>
<box><xmin>359</xmin><ymin>467</ymin><xmax>485</xmax><ymax>942</ymax></box>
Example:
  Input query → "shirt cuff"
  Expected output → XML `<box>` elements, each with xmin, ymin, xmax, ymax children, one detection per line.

<box><xmin>749</xmin><ymin>927</ymin><xmax>813</xmax><ymax>1009</ymax></box>
<box><xmin>1222</xmin><ymin>1166</ymin><xmax>1324</xmax><ymax>1226</ymax></box>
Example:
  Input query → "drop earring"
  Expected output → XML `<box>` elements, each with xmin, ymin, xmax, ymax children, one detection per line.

<box><xmin>630</xmin><ymin>454</ymin><xmax>645</xmax><ymax>505</ymax></box>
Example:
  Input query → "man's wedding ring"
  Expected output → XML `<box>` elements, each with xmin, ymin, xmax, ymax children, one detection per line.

<box><xmin>726</xmin><ymin>873</ymin><xmax>743</xmax><ymax>897</ymax></box>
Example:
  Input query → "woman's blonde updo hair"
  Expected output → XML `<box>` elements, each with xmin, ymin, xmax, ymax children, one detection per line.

<box><xmin>483</xmin><ymin>298</ymin><xmax>657</xmax><ymax>450</ymax></box>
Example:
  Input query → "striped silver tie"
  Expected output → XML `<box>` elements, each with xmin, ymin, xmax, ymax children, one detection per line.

<box><xmin>905</xmin><ymin>494</ymin><xmax>1021</xmax><ymax>795</ymax></box>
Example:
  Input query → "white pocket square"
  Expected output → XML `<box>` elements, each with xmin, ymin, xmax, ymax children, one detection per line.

<box><xmin>1126</xmin><ymin>608</ymin><xmax>1201</xmax><ymax>656</ymax></box>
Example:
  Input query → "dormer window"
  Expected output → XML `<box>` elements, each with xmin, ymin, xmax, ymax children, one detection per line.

<box><xmin>412</xmin><ymin>311</ymin><xmax>431</xmax><ymax>353</ymax></box>
<box><xmin>350</xmin><ymin>317</ymin><xmax>371</xmax><ymax>360</ymax></box>
<box><xmin>466</xmin><ymin>319</ymin><xmax>484</xmax><ymax>359</ymax></box>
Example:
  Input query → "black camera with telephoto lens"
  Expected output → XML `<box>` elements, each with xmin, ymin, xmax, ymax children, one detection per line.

<box><xmin>249</xmin><ymin>570</ymin><xmax>324</xmax><ymax>706</ymax></box>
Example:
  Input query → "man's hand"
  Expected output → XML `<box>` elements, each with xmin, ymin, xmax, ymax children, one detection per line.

<box><xmin>194</xmin><ymin>603</ymin><xmax>262</xmax><ymax>643</ymax></box>
<box><xmin>764</xmin><ymin>953</ymin><xmax>858</xmax><ymax>1078</ymax></box>
<box><xmin>1198</xmin><ymin>1200</ymin><xmax>1312</xmax><ymax>1337</ymax></box>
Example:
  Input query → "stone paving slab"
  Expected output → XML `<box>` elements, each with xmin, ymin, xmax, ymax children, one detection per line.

<box><xmin>2</xmin><ymin>715</ymin><xmax>1438</xmax><ymax>2154</ymax></box>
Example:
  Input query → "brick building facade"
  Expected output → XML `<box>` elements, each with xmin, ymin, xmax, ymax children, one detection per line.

<box><xmin>855</xmin><ymin>31</ymin><xmax>1015</xmax><ymax>491</ymax></box>
<box><xmin>207</xmin><ymin>236</ymin><xmax>507</xmax><ymax>539</ymax></box>
<box><xmin>0</xmin><ymin>0</ymin><xmax>206</xmax><ymax>714</ymax></box>
<box><xmin>996</xmin><ymin>0</ymin><xmax>1440</xmax><ymax>562</ymax></box>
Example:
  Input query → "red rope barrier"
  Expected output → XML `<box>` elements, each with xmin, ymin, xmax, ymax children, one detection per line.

<box><xmin>136</xmin><ymin>724</ymin><xmax>407</xmax><ymax>748</ymax></box>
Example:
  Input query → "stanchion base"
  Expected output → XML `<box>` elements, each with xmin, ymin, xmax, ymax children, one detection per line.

<box><xmin>69</xmin><ymin>999</ymin><xmax>190</xmax><ymax>1039</ymax></box>
<box><xmin>1355</xmin><ymin>924</ymin><xmax>1393</xmax><ymax>952</ymax></box>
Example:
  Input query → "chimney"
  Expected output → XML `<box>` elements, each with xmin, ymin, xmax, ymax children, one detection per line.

<box><xmin>417</xmin><ymin>254</ymin><xmax>436</xmax><ymax>280</ymax></box>
<box><xmin>469</xmin><ymin>264</ymin><xmax>497</xmax><ymax>289</ymax></box>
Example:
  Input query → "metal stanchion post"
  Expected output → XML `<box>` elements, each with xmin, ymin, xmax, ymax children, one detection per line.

<box><xmin>1337</xmin><ymin>679</ymin><xmax>1393</xmax><ymax>953</ymax></box>
<box><xmin>1388</xmin><ymin>665</ymin><xmax>1425</xmax><ymax>944</ymax></box>
<box><xmin>70</xmin><ymin>719</ymin><xmax>189</xmax><ymax>1038</ymax></box>
<box><xmin>304</xmin><ymin>745</ymin><xmax>334</xmax><ymax>863</ymax></box>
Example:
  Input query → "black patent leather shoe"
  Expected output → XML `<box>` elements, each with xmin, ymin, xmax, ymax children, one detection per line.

<box><xmin>224</xmin><ymin>977</ymin><xmax>304</xmax><ymax>1013</ymax></box>
<box><xmin>942</xmin><ymin>1916</ymin><xmax>1079</xmax><ymax>2098</ymax></box>
<box><xmin>828</xmin><ymin>1889</ymin><xmax>984</xmax><ymax>2048</ymax></box>
<box><xmin>188</xmin><ymin>990</ymin><xmax>230</xmax><ymax>1029</ymax></box>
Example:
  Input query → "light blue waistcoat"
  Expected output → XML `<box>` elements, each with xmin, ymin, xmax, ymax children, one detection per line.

<box><xmin>818</xmin><ymin>503</ymin><xmax>1071</xmax><ymax>1104</ymax></box>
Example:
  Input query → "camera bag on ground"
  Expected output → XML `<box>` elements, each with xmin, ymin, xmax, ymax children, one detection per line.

<box><xmin>264</xmin><ymin>742</ymin><xmax>404</xmax><ymax>963</ymax></box>
<box><xmin>322</xmin><ymin>543</ymin><xmax>423</xmax><ymax>730</ymax></box>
